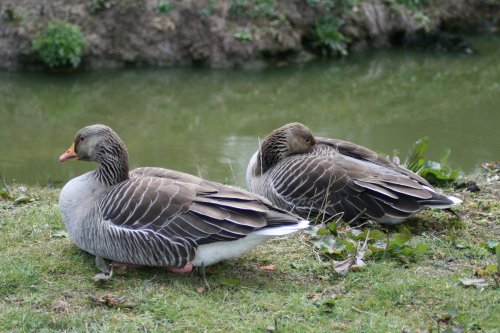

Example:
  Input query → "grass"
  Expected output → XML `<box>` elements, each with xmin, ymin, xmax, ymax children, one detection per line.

<box><xmin>0</xmin><ymin>174</ymin><xmax>498</xmax><ymax>332</ymax></box>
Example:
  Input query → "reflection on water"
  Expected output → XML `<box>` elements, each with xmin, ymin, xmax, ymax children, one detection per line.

<box><xmin>1</xmin><ymin>35</ymin><xmax>499</xmax><ymax>186</ymax></box>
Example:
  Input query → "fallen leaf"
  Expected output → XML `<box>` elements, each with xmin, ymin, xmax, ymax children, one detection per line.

<box><xmin>474</xmin><ymin>267</ymin><xmax>486</xmax><ymax>277</ymax></box>
<box><xmin>196</xmin><ymin>286</ymin><xmax>207</xmax><ymax>293</ymax></box>
<box><xmin>259</xmin><ymin>264</ymin><xmax>275</xmax><ymax>271</ymax></box>
<box><xmin>333</xmin><ymin>256</ymin><xmax>355</xmax><ymax>275</ymax></box>
<box><xmin>459</xmin><ymin>278</ymin><xmax>488</xmax><ymax>288</ymax></box>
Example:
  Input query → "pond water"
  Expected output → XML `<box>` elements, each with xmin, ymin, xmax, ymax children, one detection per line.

<box><xmin>1</xmin><ymin>34</ymin><xmax>499</xmax><ymax>187</ymax></box>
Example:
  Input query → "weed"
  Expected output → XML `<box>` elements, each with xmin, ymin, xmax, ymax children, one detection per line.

<box><xmin>155</xmin><ymin>0</ymin><xmax>174</xmax><ymax>14</ymax></box>
<box><xmin>234</xmin><ymin>28</ymin><xmax>253</xmax><ymax>42</ymax></box>
<box><xmin>32</xmin><ymin>19</ymin><xmax>86</xmax><ymax>69</ymax></box>
<box><xmin>308</xmin><ymin>15</ymin><xmax>348</xmax><ymax>56</ymax></box>
<box><xmin>229</xmin><ymin>0</ymin><xmax>248</xmax><ymax>18</ymax></box>
<box><xmin>88</xmin><ymin>0</ymin><xmax>115</xmax><ymax>12</ymax></box>
<box><xmin>395</xmin><ymin>0</ymin><xmax>427</xmax><ymax>9</ymax></box>
<box><xmin>2</xmin><ymin>4</ymin><xmax>25</xmax><ymax>24</ymax></box>
<box><xmin>306</xmin><ymin>0</ymin><xmax>335</xmax><ymax>9</ymax></box>
<box><xmin>229</xmin><ymin>0</ymin><xmax>281</xmax><ymax>20</ymax></box>
<box><xmin>200</xmin><ymin>0</ymin><xmax>218</xmax><ymax>17</ymax></box>
<box><xmin>402</xmin><ymin>136</ymin><xmax>460</xmax><ymax>185</ymax></box>
<box><xmin>252</xmin><ymin>0</ymin><xmax>278</xmax><ymax>18</ymax></box>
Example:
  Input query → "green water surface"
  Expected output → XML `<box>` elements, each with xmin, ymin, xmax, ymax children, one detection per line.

<box><xmin>1</xmin><ymin>35</ymin><xmax>499</xmax><ymax>187</ymax></box>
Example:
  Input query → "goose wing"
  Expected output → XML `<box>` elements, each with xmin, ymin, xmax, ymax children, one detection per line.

<box><xmin>270</xmin><ymin>143</ymin><xmax>440</xmax><ymax>222</ymax></box>
<box><xmin>317</xmin><ymin>137</ymin><xmax>431</xmax><ymax>186</ymax></box>
<box><xmin>98</xmin><ymin>168</ymin><xmax>299</xmax><ymax>266</ymax></box>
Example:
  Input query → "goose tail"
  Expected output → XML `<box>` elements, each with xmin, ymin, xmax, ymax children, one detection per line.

<box><xmin>255</xmin><ymin>219</ymin><xmax>310</xmax><ymax>236</ymax></box>
<box><xmin>421</xmin><ymin>186</ymin><xmax>462</xmax><ymax>209</ymax></box>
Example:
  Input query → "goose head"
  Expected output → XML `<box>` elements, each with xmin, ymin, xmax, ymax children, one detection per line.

<box><xmin>256</xmin><ymin>122</ymin><xmax>316</xmax><ymax>175</ymax></box>
<box><xmin>59</xmin><ymin>124</ymin><xmax>129</xmax><ymax>186</ymax></box>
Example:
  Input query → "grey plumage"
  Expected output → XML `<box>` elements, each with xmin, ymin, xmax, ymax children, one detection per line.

<box><xmin>246</xmin><ymin>123</ymin><xmax>461</xmax><ymax>225</ymax></box>
<box><xmin>59</xmin><ymin>125</ymin><xmax>308</xmax><ymax>272</ymax></box>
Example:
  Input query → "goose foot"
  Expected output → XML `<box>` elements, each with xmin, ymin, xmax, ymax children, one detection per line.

<box><xmin>165</xmin><ymin>262</ymin><xmax>193</xmax><ymax>274</ymax></box>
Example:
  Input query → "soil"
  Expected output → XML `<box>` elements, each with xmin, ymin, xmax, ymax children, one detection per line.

<box><xmin>0</xmin><ymin>0</ymin><xmax>499</xmax><ymax>70</ymax></box>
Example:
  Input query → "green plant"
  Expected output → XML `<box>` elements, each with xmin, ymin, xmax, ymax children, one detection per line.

<box><xmin>234</xmin><ymin>28</ymin><xmax>253</xmax><ymax>41</ymax></box>
<box><xmin>200</xmin><ymin>0</ymin><xmax>218</xmax><ymax>17</ymax></box>
<box><xmin>395</xmin><ymin>0</ymin><xmax>427</xmax><ymax>9</ymax></box>
<box><xmin>306</xmin><ymin>0</ymin><xmax>335</xmax><ymax>9</ymax></box>
<box><xmin>403</xmin><ymin>137</ymin><xmax>460</xmax><ymax>185</ymax></box>
<box><xmin>309</xmin><ymin>222</ymin><xmax>428</xmax><ymax>270</ymax></box>
<box><xmin>309</xmin><ymin>15</ymin><xmax>348</xmax><ymax>56</ymax></box>
<box><xmin>32</xmin><ymin>20</ymin><xmax>86</xmax><ymax>69</ymax></box>
<box><xmin>88</xmin><ymin>0</ymin><xmax>115</xmax><ymax>12</ymax></box>
<box><xmin>229</xmin><ymin>0</ymin><xmax>249</xmax><ymax>18</ymax></box>
<box><xmin>253</xmin><ymin>0</ymin><xmax>278</xmax><ymax>18</ymax></box>
<box><xmin>155</xmin><ymin>0</ymin><xmax>174</xmax><ymax>14</ymax></box>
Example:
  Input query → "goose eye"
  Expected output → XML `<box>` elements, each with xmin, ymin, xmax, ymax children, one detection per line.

<box><xmin>80</xmin><ymin>137</ymin><xmax>85</xmax><ymax>142</ymax></box>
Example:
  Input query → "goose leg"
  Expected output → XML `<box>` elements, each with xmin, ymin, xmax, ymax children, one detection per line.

<box><xmin>93</xmin><ymin>256</ymin><xmax>113</xmax><ymax>281</ymax></box>
<box><xmin>95</xmin><ymin>256</ymin><xmax>111</xmax><ymax>274</ymax></box>
<box><xmin>200</xmin><ymin>262</ymin><xmax>210</xmax><ymax>290</ymax></box>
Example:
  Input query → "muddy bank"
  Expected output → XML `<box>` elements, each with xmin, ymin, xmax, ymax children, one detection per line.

<box><xmin>0</xmin><ymin>0</ymin><xmax>499</xmax><ymax>70</ymax></box>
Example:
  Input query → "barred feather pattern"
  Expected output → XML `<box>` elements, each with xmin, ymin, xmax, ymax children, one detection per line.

<box><xmin>247</xmin><ymin>124</ymin><xmax>458</xmax><ymax>224</ymax></box>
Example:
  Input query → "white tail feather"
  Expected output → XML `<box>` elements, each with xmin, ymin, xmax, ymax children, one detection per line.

<box><xmin>254</xmin><ymin>219</ymin><xmax>310</xmax><ymax>236</ymax></box>
<box><xmin>425</xmin><ymin>195</ymin><xmax>462</xmax><ymax>209</ymax></box>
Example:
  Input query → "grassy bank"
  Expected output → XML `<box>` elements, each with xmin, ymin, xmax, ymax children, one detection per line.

<box><xmin>0</xmin><ymin>174</ymin><xmax>498</xmax><ymax>332</ymax></box>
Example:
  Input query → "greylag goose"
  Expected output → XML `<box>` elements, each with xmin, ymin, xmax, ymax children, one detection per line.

<box><xmin>246</xmin><ymin>123</ymin><xmax>461</xmax><ymax>225</ymax></box>
<box><xmin>59</xmin><ymin>125</ymin><xmax>309</xmax><ymax>277</ymax></box>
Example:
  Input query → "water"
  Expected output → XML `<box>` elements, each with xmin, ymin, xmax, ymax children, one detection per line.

<box><xmin>1</xmin><ymin>35</ymin><xmax>499</xmax><ymax>187</ymax></box>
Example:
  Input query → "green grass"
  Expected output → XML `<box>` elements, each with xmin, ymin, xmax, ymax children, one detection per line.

<box><xmin>0</xmin><ymin>175</ymin><xmax>498</xmax><ymax>332</ymax></box>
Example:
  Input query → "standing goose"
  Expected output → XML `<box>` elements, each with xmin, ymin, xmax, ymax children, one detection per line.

<box><xmin>59</xmin><ymin>125</ymin><xmax>309</xmax><ymax>277</ymax></box>
<box><xmin>246</xmin><ymin>123</ymin><xmax>461</xmax><ymax>225</ymax></box>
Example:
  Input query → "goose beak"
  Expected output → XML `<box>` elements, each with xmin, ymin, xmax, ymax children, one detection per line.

<box><xmin>59</xmin><ymin>143</ymin><xmax>78</xmax><ymax>162</ymax></box>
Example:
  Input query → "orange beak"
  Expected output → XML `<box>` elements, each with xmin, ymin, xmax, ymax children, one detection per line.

<box><xmin>59</xmin><ymin>143</ymin><xmax>78</xmax><ymax>162</ymax></box>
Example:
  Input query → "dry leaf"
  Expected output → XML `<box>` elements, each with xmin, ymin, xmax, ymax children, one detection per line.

<box><xmin>474</xmin><ymin>267</ymin><xmax>486</xmax><ymax>277</ymax></box>
<box><xmin>259</xmin><ymin>264</ymin><xmax>275</xmax><ymax>271</ymax></box>
<box><xmin>333</xmin><ymin>256</ymin><xmax>355</xmax><ymax>275</ymax></box>
<box><xmin>196</xmin><ymin>286</ymin><xmax>207</xmax><ymax>293</ymax></box>
<box><xmin>88</xmin><ymin>294</ymin><xmax>136</xmax><ymax>308</ymax></box>
<box><xmin>306</xmin><ymin>292</ymin><xmax>319</xmax><ymax>301</ymax></box>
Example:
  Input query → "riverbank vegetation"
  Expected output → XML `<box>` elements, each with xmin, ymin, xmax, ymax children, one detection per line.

<box><xmin>1</xmin><ymin>0</ymin><xmax>498</xmax><ymax>70</ymax></box>
<box><xmin>0</xmin><ymin>167</ymin><xmax>498</xmax><ymax>331</ymax></box>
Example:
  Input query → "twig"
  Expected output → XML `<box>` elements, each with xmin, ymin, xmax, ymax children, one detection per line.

<box><xmin>424</xmin><ymin>312</ymin><xmax>440</xmax><ymax>333</ymax></box>
<box><xmin>227</xmin><ymin>158</ymin><xmax>238</xmax><ymax>186</ymax></box>
<box><xmin>351</xmin><ymin>306</ymin><xmax>377</xmax><ymax>316</ymax></box>
<box><xmin>346</xmin><ymin>208</ymin><xmax>367</xmax><ymax>226</ymax></box>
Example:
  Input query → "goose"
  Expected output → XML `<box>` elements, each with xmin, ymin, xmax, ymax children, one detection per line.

<box><xmin>246</xmin><ymin>122</ymin><xmax>461</xmax><ymax>225</ymax></box>
<box><xmin>58</xmin><ymin>124</ymin><xmax>309</xmax><ymax>278</ymax></box>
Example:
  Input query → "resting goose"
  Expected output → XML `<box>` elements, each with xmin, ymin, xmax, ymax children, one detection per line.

<box><xmin>59</xmin><ymin>125</ymin><xmax>309</xmax><ymax>277</ymax></box>
<box><xmin>246</xmin><ymin>123</ymin><xmax>461</xmax><ymax>225</ymax></box>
